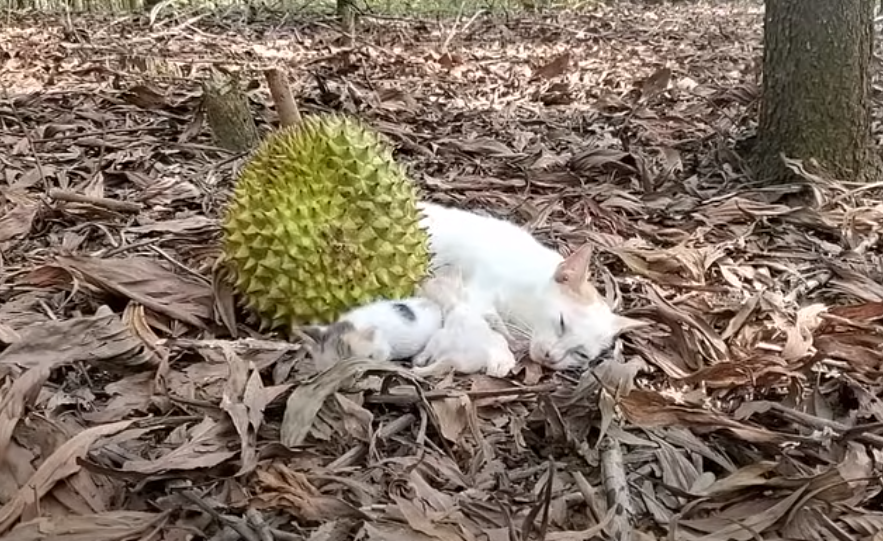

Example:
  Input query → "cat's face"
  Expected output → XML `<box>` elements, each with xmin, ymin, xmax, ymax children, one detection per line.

<box><xmin>528</xmin><ymin>244</ymin><xmax>643</xmax><ymax>371</ymax></box>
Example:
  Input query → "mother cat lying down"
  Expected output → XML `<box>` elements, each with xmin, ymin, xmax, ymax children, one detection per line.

<box><xmin>418</xmin><ymin>201</ymin><xmax>642</xmax><ymax>372</ymax></box>
<box><xmin>307</xmin><ymin>201</ymin><xmax>643</xmax><ymax>374</ymax></box>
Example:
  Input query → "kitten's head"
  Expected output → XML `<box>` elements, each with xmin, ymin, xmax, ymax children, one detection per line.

<box><xmin>301</xmin><ymin>321</ymin><xmax>382</xmax><ymax>371</ymax></box>
<box><xmin>528</xmin><ymin>243</ymin><xmax>644</xmax><ymax>372</ymax></box>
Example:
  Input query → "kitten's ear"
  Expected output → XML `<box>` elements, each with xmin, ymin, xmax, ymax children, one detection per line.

<box><xmin>359</xmin><ymin>326</ymin><xmax>378</xmax><ymax>342</ymax></box>
<box><xmin>296</xmin><ymin>325</ymin><xmax>328</xmax><ymax>344</ymax></box>
<box><xmin>553</xmin><ymin>243</ymin><xmax>600</xmax><ymax>302</ymax></box>
<box><xmin>614</xmin><ymin>315</ymin><xmax>648</xmax><ymax>334</ymax></box>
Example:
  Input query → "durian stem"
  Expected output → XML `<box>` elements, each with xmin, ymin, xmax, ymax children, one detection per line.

<box><xmin>202</xmin><ymin>72</ymin><xmax>260</xmax><ymax>153</ymax></box>
<box><xmin>264</xmin><ymin>68</ymin><xmax>302</xmax><ymax>129</ymax></box>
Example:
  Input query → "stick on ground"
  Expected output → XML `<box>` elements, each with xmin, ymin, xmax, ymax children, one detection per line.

<box><xmin>264</xmin><ymin>68</ymin><xmax>302</xmax><ymax>128</ymax></box>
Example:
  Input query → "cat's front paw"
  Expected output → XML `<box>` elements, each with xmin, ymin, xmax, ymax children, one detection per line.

<box><xmin>485</xmin><ymin>352</ymin><xmax>517</xmax><ymax>377</ymax></box>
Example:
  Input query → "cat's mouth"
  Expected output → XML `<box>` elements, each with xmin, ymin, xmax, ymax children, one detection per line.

<box><xmin>537</xmin><ymin>343</ymin><xmax>615</xmax><ymax>373</ymax></box>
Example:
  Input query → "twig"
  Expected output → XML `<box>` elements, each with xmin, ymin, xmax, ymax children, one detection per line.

<box><xmin>49</xmin><ymin>189</ymin><xmax>143</xmax><ymax>213</ymax></box>
<box><xmin>149</xmin><ymin>245</ymin><xmax>212</xmax><ymax>286</ymax></box>
<box><xmin>439</xmin><ymin>0</ymin><xmax>468</xmax><ymax>54</ymax></box>
<box><xmin>572</xmin><ymin>470</ymin><xmax>606</xmax><ymax>525</ymax></box>
<box><xmin>2</xmin><ymin>86</ymin><xmax>48</xmax><ymax>193</ymax></box>
<box><xmin>441</xmin><ymin>8</ymin><xmax>484</xmax><ymax>54</ymax></box>
<box><xmin>159</xmin><ymin>337</ymin><xmax>299</xmax><ymax>352</ymax></box>
<box><xmin>600</xmin><ymin>435</ymin><xmax>633</xmax><ymax>541</ymax></box>
<box><xmin>766</xmin><ymin>402</ymin><xmax>883</xmax><ymax>449</ymax></box>
<box><xmin>364</xmin><ymin>383</ymin><xmax>557</xmax><ymax>405</ymax></box>
<box><xmin>30</xmin><ymin>125</ymin><xmax>167</xmax><ymax>144</ymax></box>
<box><xmin>180</xmin><ymin>490</ymin><xmax>260</xmax><ymax>541</ymax></box>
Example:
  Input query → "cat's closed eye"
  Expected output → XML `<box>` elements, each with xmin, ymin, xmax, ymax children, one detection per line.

<box><xmin>571</xmin><ymin>348</ymin><xmax>591</xmax><ymax>363</ymax></box>
<box><xmin>558</xmin><ymin>313</ymin><xmax>566</xmax><ymax>335</ymax></box>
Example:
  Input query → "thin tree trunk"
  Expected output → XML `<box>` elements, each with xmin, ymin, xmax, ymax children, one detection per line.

<box><xmin>337</xmin><ymin>0</ymin><xmax>355</xmax><ymax>47</ymax></box>
<box><xmin>755</xmin><ymin>0</ymin><xmax>877</xmax><ymax>184</ymax></box>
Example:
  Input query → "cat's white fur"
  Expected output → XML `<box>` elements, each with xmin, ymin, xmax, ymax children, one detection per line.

<box><xmin>411</xmin><ymin>270</ymin><xmax>517</xmax><ymax>378</ymax></box>
<box><xmin>417</xmin><ymin>201</ymin><xmax>641</xmax><ymax>371</ymax></box>
<box><xmin>307</xmin><ymin>297</ymin><xmax>443</xmax><ymax>371</ymax></box>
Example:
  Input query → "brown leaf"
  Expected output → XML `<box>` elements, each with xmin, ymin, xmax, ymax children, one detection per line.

<box><xmin>362</xmin><ymin>523</ymin><xmax>438</xmax><ymax>541</ymax></box>
<box><xmin>0</xmin><ymin>420</ymin><xmax>134</xmax><ymax>534</ymax></box>
<box><xmin>0</xmin><ymin>309</ymin><xmax>146</xmax><ymax>377</ymax></box>
<box><xmin>530</xmin><ymin>51</ymin><xmax>570</xmax><ymax>81</ymax></box>
<box><xmin>122</xmin><ymin>84</ymin><xmax>169</xmax><ymax>109</ymax></box>
<box><xmin>280</xmin><ymin>357</ymin><xmax>417</xmax><ymax>447</ymax></box>
<box><xmin>0</xmin><ymin>365</ymin><xmax>52</xmax><ymax>463</ymax></box>
<box><xmin>568</xmin><ymin>147</ymin><xmax>636</xmax><ymax>175</ymax></box>
<box><xmin>619</xmin><ymin>390</ymin><xmax>790</xmax><ymax>445</ymax></box>
<box><xmin>638</xmin><ymin>66</ymin><xmax>672</xmax><ymax>101</ymax></box>
<box><xmin>49</xmin><ymin>255</ymin><xmax>214</xmax><ymax>329</ymax></box>
<box><xmin>218</xmin><ymin>344</ymin><xmax>257</xmax><ymax>476</ymax></box>
<box><xmin>81</xmin><ymin>372</ymin><xmax>154</xmax><ymax>424</ymax></box>
<box><xmin>0</xmin><ymin>190</ymin><xmax>38</xmax><ymax>243</ymax></box>
<box><xmin>440</xmin><ymin>137</ymin><xmax>518</xmax><ymax>158</ymax></box>
<box><xmin>678</xmin><ymin>485</ymin><xmax>809</xmax><ymax>541</ymax></box>
<box><xmin>390</xmin><ymin>493</ymin><xmax>467</xmax><ymax>541</ymax></box>
<box><xmin>3</xmin><ymin>511</ymin><xmax>169</xmax><ymax>541</ymax></box>
<box><xmin>120</xmin><ymin>417</ymin><xmax>236</xmax><ymax>475</ymax></box>
<box><xmin>251</xmin><ymin>462</ymin><xmax>369</xmax><ymax>523</ymax></box>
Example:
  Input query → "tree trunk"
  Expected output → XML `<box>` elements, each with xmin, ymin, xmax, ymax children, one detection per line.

<box><xmin>202</xmin><ymin>72</ymin><xmax>260</xmax><ymax>153</ymax></box>
<box><xmin>755</xmin><ymin>0</ymin><xmax>877</xmax><ymax>184</ymax></box>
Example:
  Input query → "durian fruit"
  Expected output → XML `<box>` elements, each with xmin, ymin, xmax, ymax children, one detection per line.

<box><xmin>221</xmin><ymin>113</ymin><xmax>431</xmax><ymax>331</ymax></box>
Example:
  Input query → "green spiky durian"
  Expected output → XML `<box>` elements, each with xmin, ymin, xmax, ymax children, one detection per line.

<box><xmin>221</xmin><ymin>113</ymin><xmax>431</xmax><ymax>331</ymax></box>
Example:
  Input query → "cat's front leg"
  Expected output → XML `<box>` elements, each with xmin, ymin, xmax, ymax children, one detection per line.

<box><xmin>483</xmin><ymin>310</ymin><xmax>514</xmax><ymax>343</ymax></box>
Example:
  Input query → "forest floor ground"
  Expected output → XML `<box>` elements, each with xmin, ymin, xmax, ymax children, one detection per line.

<box><xmin>4</xmin><ymin>1</ymin><xmax>883</xmax><ymax>540</ymax></box>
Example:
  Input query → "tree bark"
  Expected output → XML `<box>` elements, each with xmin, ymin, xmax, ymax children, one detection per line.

<box><xmin>755</xmin><ymin>0</ymin><xmax>877</xmax><ymax>184</ymax></box>
<box><xmin>202</xmin><ymin>72</ymin><xmax>260</xmax><ymax>153</ymax></box>
<box><xmin>337</xmin><ymin>0</ymin><xmax>355</xmax><ymax>47</ymax></box>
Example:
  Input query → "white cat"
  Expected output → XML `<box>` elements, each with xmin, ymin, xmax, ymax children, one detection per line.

<box><xmin>417</xmin><ymin>201</ymin><xmax>643</xmax><ymax>372</ymax></box>
<box><xmin>411</xmin><ymin>270</ymin><xmax>518</xmax><ymax>378</ymax></box>
<box><xmin>303</xmin><ymin>297</ymin><xmax>443</xmax><ymax>371</ymax></box>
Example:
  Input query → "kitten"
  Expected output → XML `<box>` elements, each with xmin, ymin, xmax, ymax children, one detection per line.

<box><xmin>303</xmin><ymin>297</ymin><xmax>443</xmax><ymax>371</ymax></box>
<box><xmin>411</xmin><ymin>270</ymin><xmax>518</xmax><ymax>378</ymax></box>
<box><xmin>417</xmin><ymin>202</ymin><xmax>643</xmax><ymax>372</ymax></box>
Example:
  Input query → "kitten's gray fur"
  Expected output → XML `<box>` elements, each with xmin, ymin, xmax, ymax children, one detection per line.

<box><xmin>306</xmin><ymin>320</ymin><xmax>367</xmax><ymax>360</ymax></box>
<box><xmin>391</xmin><ymin>302</ymin><xmax>417</xmax><ymax>322</ymax></box>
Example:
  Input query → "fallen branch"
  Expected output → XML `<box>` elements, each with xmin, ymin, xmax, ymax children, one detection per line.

<box><xmin>49</xmin><ymin>189</ymin><xmax>143</xmax><ymax>213</ymax></box>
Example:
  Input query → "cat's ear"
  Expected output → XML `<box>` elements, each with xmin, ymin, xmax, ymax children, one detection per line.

<box><xmin>553</xmin><ymin>243</ymin><xmax>601</xmax><ymax>302</ymax></box>
<box><xmin>614</xmin><ymin>315</ymin><xmax>648</xmax><ymax>334</ymax></box>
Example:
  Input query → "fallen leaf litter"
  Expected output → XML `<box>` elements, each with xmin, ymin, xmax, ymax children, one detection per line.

<box><xmin>3</xmin><ymin>2</ymin><xmax>883</xmax><ymax>540</ymax></box>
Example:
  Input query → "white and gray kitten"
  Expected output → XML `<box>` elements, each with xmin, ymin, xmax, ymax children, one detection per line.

<box><xmin>304</xmin><ymin>297</ymin><xmax>443</xmax><ymax>371</ymax></box>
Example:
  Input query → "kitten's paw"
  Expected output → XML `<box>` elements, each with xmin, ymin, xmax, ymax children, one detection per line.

<box><xmin>412</xmin><ymin>349</ymin><xmax>433</xmax><ymax>368</ymax></box>
<box><xmin>411</xmin><ymin>357</ymin><xmax>453</xmax><ymax>377</ymax></box>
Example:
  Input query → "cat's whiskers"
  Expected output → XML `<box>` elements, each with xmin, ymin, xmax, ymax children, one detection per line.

<box><xmin>504</xmin><ymin>321</ymin><xmax>531</xmax><ymax>340</ymax></box>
